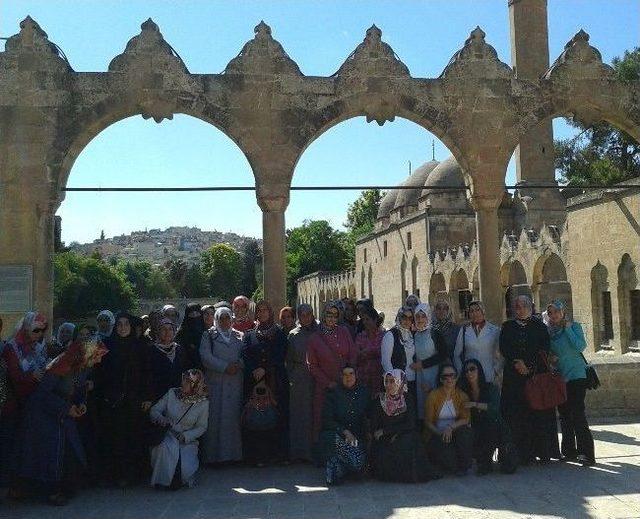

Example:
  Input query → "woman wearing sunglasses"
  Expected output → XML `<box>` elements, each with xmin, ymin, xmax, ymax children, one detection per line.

<box><xmin>457</xmin><ymin>358</ymin><xmax>502</xmax><ymax>475</ymax></box>
<box><xmin>424</xmin><ymin>362</ymin><xmax>473</xmax><ymax>476</ymax></box>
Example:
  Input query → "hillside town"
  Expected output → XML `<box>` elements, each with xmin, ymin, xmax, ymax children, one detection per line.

<box><xmin>66</xmin><ymin>226</ymin><xmax>262</xmax><ymax>265</ymax></box>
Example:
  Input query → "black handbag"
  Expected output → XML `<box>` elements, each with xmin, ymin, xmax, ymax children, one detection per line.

<box><xmin>581</xmin><ymin>353</ymin><xmax>600</xmax><ymax>390</ymax></box>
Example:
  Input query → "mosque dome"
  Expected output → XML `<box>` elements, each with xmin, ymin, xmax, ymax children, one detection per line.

<box><xmin>420</xmin><ymin>155</ymin><xmax>465</xmax><ymax>198</ymax></box>
<box><xmin>393</xmin><ymin>160</ymin><xmax>439</xmax><ymax>210</ymax></box>
<box><xmin>377</xmin><ymin>188</ymin><xmax>400</xmax><ymax>219</ymax></box>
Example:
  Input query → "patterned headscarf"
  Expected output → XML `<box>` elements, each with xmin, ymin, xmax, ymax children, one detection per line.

<box><xmin>96</xmin><ymin>310</ymin><xmax>115</xmax><ymax>337</ymax></box>
<box><xmin>380</xmin><ymin>369</ymin><xmax>408</xmax><ymax>417</ymax></box>
<box><xmin>513</xmin><ymin>295</ymin><xmax>534</xmax><ymax>325</ymax></box>
<box><xmin>255</xmin><ymin>300</ymin><xmax>278</xmax><ymax>340</ymax></box>
<box><xmin>47</xmin><ymin>337</ymin><xmax>108</xmax><ymax>377</ymax></box>
<box><xmin>394</xmin><ymin>305</ymin><xmax>414</xmax><ymax>343</ymax></box>
<box><xmin>162</xmin><ymin>304</ymin><xmax>180</xmax><ymax>327</ymax></box>
<box><xmin>11</xmin><ymin>311</ymin><xmax>48</xmax><ymax>373</ymax></box>
<box><xmin>545</xmin><ymin>299</ymin><xmax>567</xmax><ymax>338</ymax></box>
<box><xmin>179</xmin><ymin>368</ymin><xmax>208</xmax><ymax>404</ymax></box>
<box><xmin>405</xmin><ymin>294</ymin><xmax>421</xmax><ymax>310</ymax></box>
<box><xmin>432</xmin><ymin>300</ymin><xmax>454</xmax><ymax>334</ymax></box>
<box><xmin>56</xmin><ymin>322</ymin><xmax>76</xmax><ymax>346</ymax></box>
<box><xmin>320</xmin><ymin>301</ymin><xmax>341</xmax><ymax>335</ymax></box>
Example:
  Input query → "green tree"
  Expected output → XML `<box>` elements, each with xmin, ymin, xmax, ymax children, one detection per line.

<box><xmin>165</xmin><ymin>258</ymin><xmax>189</xmax><ymax>294</ymax></box>
<box><xmin>555</xmin><ymin>47</ymin><xmax>640</xmax><ymax>186</ymax></box>
<box><xmin>54</xmin><ymin>252</ymin><xmax>136</xmax><ymax>318</ymax></box>
<box><xmin>200</xmin><ymin>243</ymin><xmax>242</xmax><ymax>300</ymax></box>
<box><xmin>240</xmin><ymin>239</ymin><xmax>262</xmax><ymax>297</ymax></box>
<box><xmin>183</xmin><ymin>263</ymin><xmax>208</xmax><ymax>298</ymax></box>
<box><xmin>117</xmin><ymin>260</ymin><xmax>175</xmax><ymax>299</ymax></box>
<box><xmin>286</xmin><ymin>220</ymin><xmax>351</xmax><ymax>302</ymax></box>
<box><xmin>345</xmin><ymin>189</ymin><xmax>383</xmax><ymax>239</ymax></box>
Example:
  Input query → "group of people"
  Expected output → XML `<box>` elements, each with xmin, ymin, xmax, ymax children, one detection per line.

<box><xmin>0</xmin><ymin>292</ymin><xmax>595</xmax><ymax>504</ymax></box>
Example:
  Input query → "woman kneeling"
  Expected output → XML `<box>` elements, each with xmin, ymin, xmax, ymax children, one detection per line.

<box><xmin>150</xmin><ymin>369</ymin><xmax>209</xmax><ymax>489</ymax></box>
<box><xmin>371</xmin><ymin>369</ymin><xmax>440</xmax><ymax>482</ymax></box>
<box><xmin>318</xmin><ymin>365</ymin><xmax>369</xmax><ymax>485</ymax></box>
<box><xmin>424</xmin><ymin>362</ymin><xmax>473</xmax><ymax>476</ymax></box>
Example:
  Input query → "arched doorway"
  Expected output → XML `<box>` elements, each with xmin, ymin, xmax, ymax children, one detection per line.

<box><xmin>533</xmin><ymin>253</ymin><xmax>572</xmax><ymax>317</ymax></box>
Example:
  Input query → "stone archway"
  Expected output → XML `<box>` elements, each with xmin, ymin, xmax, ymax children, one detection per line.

<box><xmin>533</xmin><ymin>253</ymin><xmax>572</xmax><ymax>316</ymax></box>
<box><xmin>2</xmin><ymin>15</ymin><xmax>640</xmax><ymax>330</ymax></box>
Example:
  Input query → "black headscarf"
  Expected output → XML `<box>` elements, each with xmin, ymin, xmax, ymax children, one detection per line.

<box><xmin>175</xmin><ymin>303</ymin><xmax>205</xmax><ymax>366</ymax></box>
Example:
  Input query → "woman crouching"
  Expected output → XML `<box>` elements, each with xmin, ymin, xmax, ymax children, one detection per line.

<box><xmin>149</xmin><ymin>369</ymin><xmax>209</xmax><ymax>489</ymax></box>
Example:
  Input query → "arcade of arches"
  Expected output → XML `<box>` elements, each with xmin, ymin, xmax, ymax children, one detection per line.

<box><xmin>0</xmin><ymin>0</ymin><xmax>639</xmax><ymax>363</ymax></box>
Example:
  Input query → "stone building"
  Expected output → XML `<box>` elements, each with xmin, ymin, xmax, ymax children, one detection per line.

<box><xmin>1</xmin><ymin>0</ymin><xmax>640</xmax><ymax>349</ymax></box>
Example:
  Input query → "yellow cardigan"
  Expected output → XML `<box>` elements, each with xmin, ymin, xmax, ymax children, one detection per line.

<box><xmin>423</xmin><ymin>386</ymin><xmax>470</xmax><ymax>441</ymax></box>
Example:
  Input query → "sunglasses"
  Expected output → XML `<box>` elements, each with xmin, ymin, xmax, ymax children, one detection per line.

<box><xmin>465</xmin><ymin>366</ymin><xmax>477</xmax><ymax>373</ymax></box>
<box><xmin>32</xmin><ymin>328</ymin><xmax>46</xmax><ymax>334</ymax></box>
<box><xmin>440</xmin><ymin>373</ymin><xmax>456</xmax><ymax>380</ymax></box>
<box><xmin>400</xmin><ymin>314</ymin><xmax>413</xmax><ymax>320</ymax></box>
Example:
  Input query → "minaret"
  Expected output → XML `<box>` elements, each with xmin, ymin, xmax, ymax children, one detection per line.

<box><xmin>509</xmin><ymin>0</ymin><xmax>565</xmax><ymax>227</ymax></box>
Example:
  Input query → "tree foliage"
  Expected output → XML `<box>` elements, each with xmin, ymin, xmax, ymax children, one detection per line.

<box><xmin>286</xmin><ymin>220</ymin><xmax>351</xmax><ymax>302</ymax></box>
<box><xmin>117</xmin><ymin>260</ymin><xmax>175</xmax><ymax>300</ymax></box>
<box><xmin>554</xmin><ymin>47</ymin><xmax>640</xmax><ymax>186</ymax></box>
<box><xmin>240</xmin><ymin>238</ymin><xmax>262</xmax><ymax>297</ymax></box>
<box><xmin>344</xmin><ymin>189</ymin><xmax>383</xmax><ymax>238</ymax></box>
<box><xmin>200</xmin><ymin>243</ymin><xmax>243</xmax><ymax>300</ymax></box>
<box><xmin>54</xmin><ymin>252</ymin><xmax>136</xmax><ymax>318</ymax></box>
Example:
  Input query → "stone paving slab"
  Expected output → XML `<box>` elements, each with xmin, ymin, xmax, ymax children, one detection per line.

<box><xmin>3</xmin><ymin>422</ymin><xmax>640</xmax><ymax>519</ymax></box>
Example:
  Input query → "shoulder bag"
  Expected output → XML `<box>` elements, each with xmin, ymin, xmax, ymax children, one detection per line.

<box><xmin>524</xmin><ymin>351</ymin><xmax>567</xmax><ymax>411</ymax></box>
<box><xmin>580</xmin><ymin>352</ymin><xmax>600</xmax><ymax>390</ymax></box>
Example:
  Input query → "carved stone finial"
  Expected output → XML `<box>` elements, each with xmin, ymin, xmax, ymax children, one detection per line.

<box><xmin>2</xmin><ymin>15</ymin><xmax>70</xmax><ymax>70</ymax></box>
<box><xmin>440</xmin><ymin>26</ymin><xmax>512</xmax><ymax>80</ymax></box>
<box><xmin>544</xmin><ymin>29</ymin><xmax>615</xmax><ymax>80</ymax></box>
<box><xmin>108</xmin><ymin>18</ymin><xmax>188</xmax><ymax>74</ymax></box>
<box><xmin>224</xmin><ymin>22</ymin><xmax>301</xmax><ymax>76</ymax></box>
<box><xmin>254</xmin><ymin>20</ymin><xmax>272</xmax><ymax>38</ymax></box>
<box><xmin>335</xmin><ymin>24</ymin><xmax>410</xmax><ymax>78</ymax></box>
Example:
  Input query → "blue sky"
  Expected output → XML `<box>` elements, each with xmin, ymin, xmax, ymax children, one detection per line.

<box><xmin>2</xmin><ymin>1</ymin><xmax>638</xmax><ymax>244</ymax></box>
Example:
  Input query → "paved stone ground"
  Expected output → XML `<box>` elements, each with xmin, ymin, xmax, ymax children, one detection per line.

<box><xmin>3</xmin><ymin>421</ymin><xmax>640</xmax><ymax>519</ymax></box>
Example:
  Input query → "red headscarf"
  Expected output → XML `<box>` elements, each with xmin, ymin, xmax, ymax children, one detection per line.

<box><xmin>47</xmin><ymin>338</ymin><xmax>108</xmax><ymax>377</ymax></box>
<box><xmin>13</xmin><ymin>312</ymin><xmax>48</xmax><ymax>350</ymax></box>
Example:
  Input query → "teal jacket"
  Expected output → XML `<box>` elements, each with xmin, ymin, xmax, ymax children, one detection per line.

<box><xmin>549</xmin><ymin>322</ymin><xmax>587</xmax><ymax>382</ymax></box>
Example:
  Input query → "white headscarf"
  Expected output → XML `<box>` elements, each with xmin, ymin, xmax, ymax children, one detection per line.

<box><xmin>56</xmin><ymin>322</ymin><xmax>76</xmax><ymax>345</ymax></box>
<box><xmin>214</xmin><ymin>307</ymin><xmax>234</xmax><ymax>343</ymax></box>
<box><xmin>414</xmin><ymin>303</ymin><xmax>432</xmax><ymax>331</ymax></box>
<box><xmin>162</xmin><ymin>304</ymin><xmax>180</xmax><ymax>327</ymax></box>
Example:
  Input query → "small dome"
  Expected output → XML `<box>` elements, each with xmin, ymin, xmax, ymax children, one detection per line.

<box><xmin>377</xmin><ymin>189</ymin><xmax>399</xmax><ymax>219</ymax></box>
<box><xmin>393</xmin><ymin>160</ymin><xmax>439</xmax><ymax>210</ymax></box>
<box><xmin>421</xmin><ymin>155</ymin><xmax>465</xmax><ymax>198</ymax></box>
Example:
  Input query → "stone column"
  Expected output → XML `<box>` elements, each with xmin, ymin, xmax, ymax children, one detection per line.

<box><xmin>257</xmin><ymin>189</ymin><xmax>289</xmax><ymax>311</ymax></box>
<box><xmin>471</xmin><ymin>195</ymin><xmax>504</xmax><ymax>323</ymax></box>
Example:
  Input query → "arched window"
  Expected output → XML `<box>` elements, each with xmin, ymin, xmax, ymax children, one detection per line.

<box><xmin>411</xmin><ymin>257</ymin><xmax>419</xmax><ymax>299</ymax></box>
<box><xmin>591</xmin><ymin>262</ymin><xmax>613</xmax><ymax>351</ymax></box>
<box><xmin>618</xmin><ymin>254</ymin><xmax>640</xmax><ymax>352</ymax></box>
<box><xmin>400</xmin><ymin>256</ymin><xmax>408</xmax><ymax>305</ymax></box>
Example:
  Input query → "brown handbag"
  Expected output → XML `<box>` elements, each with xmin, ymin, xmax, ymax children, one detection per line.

<box><xmin>524</xmin><ymin>351</ymin><xmax>567</xmax><ymax>411</ymax></box>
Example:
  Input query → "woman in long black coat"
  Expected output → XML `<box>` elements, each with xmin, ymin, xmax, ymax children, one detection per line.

<box><xmin>499</xmin><ymin>295</ymin><xmax>561</xmax><ymax>465</ymax></box>
<box><xmin>93</xmin><ymin>313</ymin><xmax>151</xmax><ymax>486</ymax></box>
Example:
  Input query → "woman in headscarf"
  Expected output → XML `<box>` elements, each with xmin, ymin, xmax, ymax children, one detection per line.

<box><xmin>96</xmin><ymin>310</ymin><xmax>115</xmax><ymax>341</ymax></box>
<box><xmin>371</xmin><ymin>369</ymin><xmax>440</xmax><ymax>482</ymax></box>
<box><xmin>424</xmin><ymin>362</ymin><xmax>473</xmax><ymax>476</ymax></box>
<box><xmin>546</xmin><ymin>300</ymin><xmax>595</xmax><ymax>466</ymax></box>
<box><xmin>381</xmin><ymin>306</ymin><xmax>417</xmax><ymax>405</ymax></box>
<box><xmin>453</xmin><ymin>300</ymin><xmax>502</xmax><ymax>385</ymax></box>
<box><xmin>410</xmin><ymin>303</ymin><xmax>449</xmax><ymax>420</ymax></box>
<box><xmin>242</xmin><ymin>300</ymin><xmax>289</xmax><ymax>461</ymax></box>
<box><xmin>432</xmin><ymin>300</ymin><xmax>460</xmax><ymax>361</ymax></box>
<box><xmin>161</xmin><ymin>305</ymin><xmax>181</xmax><ymax>328</ymax></box>
<box><xmin>199</xmin><ymin>307</ymin><xmax>243</xmax><ymax>465</ymax></box>
<box><xmin>144</xmin><ymin>310</ymin><xmax>163</xmax><ymax>343</ymax></box>
<box><xmin>148</xmin><ymin>318</ymin><xmax>191</xmax><ymax>403</ymax></box>
<box><xmin>175</xmin><ymin>303</ymin><xmax>205</xmax><ymax>369</ymax></box>
<box><xmin>149</xmin><ymin>369</ymin><xmax>209</xmax><ymax>489</ymax></box>
<box><xmin>278</xmin><ymin>306</ymin><xmax>296</xmax><ymax>336</ymax></box>
<box><xmin>48</xmin><ymin>322</ymin><xmax>76</xmax><ymax>360</ymax></box>
<box><xmin>286</xmin><ymin>304</ymin><xmax>318</xmax><ymax>462</ymax></box>
<box><xmin>354</xmin><ymin>304</ymin><xmax>385</xmax><ymax>398</ymax></box>
<box><xmin>307</xmin><ymin>302</ymin><xmax>358</xmax><ymax>442</ymax></box>
<box><xmin>20</xmin><ymin>338</ymin><xmax>108</xmax><ymax>505</ymax></box>
<box><xmin>93</xmin><ymin>312</ymin><xmax>151</xmax><ymax>486</ymax></box>
<box><xmin>319</xmin><ymin>365</ymin><xmax>369</xmax><ymax>485</ymax></box>
<box><xmin>458</xmin><ymin>358</ymin><xmax>503</xmax><ymax>475</ymax></box>
<box><xmin>232</xmin><ymin>295</ymin><xmax>255</xmax><ymax>333</ymax></box>
<box><xmin>201</xmin><ymin>305</ymin><xmax>216</xmax><ymax>331</ymax></box>
<box><xmin>405</xmin><ymin>294</ymin><xmax>421</xmax><ymax>311</ymax></box>
<box><xmin>499</xmin><ymin>295</ymin><xmax>561</xmax><ymax>465</ymax></box>
<box><xmin>0</xmin><ymin>312</ymin><xmax>48</xmax><ymax>498</ymax></box>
